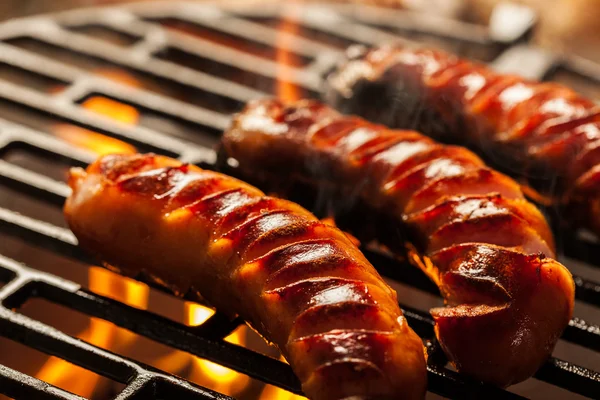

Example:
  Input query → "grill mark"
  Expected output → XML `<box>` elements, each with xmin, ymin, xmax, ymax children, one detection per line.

<box><xmin>117</xmin><ymin>166</ymin><xmax>183</xmax><ymax>197</ymax></box>
<box><xmin>305</xmin><ymin>358</ymin><xmax>388</xmax><ymax>399</ymax></box>
<box><xmin>383</xmin><ymin>146</ymin><xmax>480</xmax><ymax>184</ymax></box>
<box><xmin>74</xmin><ymin>153</ymin><xmax>427</xmax><ymax>399</ymax></box>
<box><xmin>290</xmin><ymin>302</ymin><xmax>397</xmax><ymax>339</ymax></box>
<box><xmin>310</xmin><ymin>117</ymin><xmax>369</xmax><ymax>147</ymax></box>
<box><xmin>404</xmin><ymin>168</ymin><xmax>523</xmax><ymax>215</ymax></box>
<box><xmin>405</xmin><ymin>195</ymin><xmax>509</xmax><ymax>238</ymax></box>
<box><xmin>101</xmin><ymin>153</ymin><xmax>157</xmax><ymax>181</ymax></box>
<box><xmin>263</xmin><ymin>277</ymin><xmax>379</xmax><ymax>319</ymax></box>
<box><xmin>384</xmin><ymin>157</ymin><xmax>483</xmax><ymax>211</ymax></box>
<box><xmin>352</xmin><ymin>133</ymin><xmax>430</xmax><ymax>166</ymax></box>
<box><xmin>569</xmin><ymin>139</ymin><xmax>600</xmax><ymax>182</ymax></box>
<box><xmin>381</xmin><ymin>46</ymin><xmax>600</xmax><ymax>187</ymax></box>
<box><xmin>429</xmin><ymin>243</ymin><xmax>547</xmax><ymax>305</ymax></box>
<box><xmin>426</xmin><ymin>60</ymin><xmax>473</xmax><ymax>88</ymax></box>
<box><xmin>288</xmin><ymin>330</ymin><xmax>393</xmax><ymax>383</ymax></box>
<box><xmin>223</xmin><ymin>210</ymin><xmax>320</xmax><ymax>264</ymax></box>
<box><xmin>500</xmin><ymin>87</ymin><xmax>578</xmax><ymax>140</ymax></box>
<box><xmin>427</xmin><ymin>212</ymin><xmax>552</xmax><ymax>256</ymax></box>
<box><xmin>336</xmin><ymin>126</ymin><xmax>384</xmax><ymax>153</ymax></box>
<box><xmin>191</xmin><ymin>191</ymin><xmax>282</xmax><ymax>237</ymax></box>
<box><xmin>251</xmin><ymin>238</ymin><xmax>370</xmax><ymax>290</ymax></box>
<box><xmin>166</xmin><ymin>176</ymin><xmax>225</xmax><ymax>206</ymax></box>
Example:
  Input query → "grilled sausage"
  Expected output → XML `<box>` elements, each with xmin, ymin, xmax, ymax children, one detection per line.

<box><xmin>325</xmin><ymin>44</ymin><xmax>600</xmax><ymax>233</ymax></box>
<box><xmin>64</xmin><ymin>153</ymin><xmax>427</xmax><ymax>400</ymax></box>
<box><xmin>221</xmin><ymin>99</ymin><xmax>575</xmax><ymax>387</ymax></box>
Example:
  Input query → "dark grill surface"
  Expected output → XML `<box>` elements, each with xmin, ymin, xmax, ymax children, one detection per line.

<box><xmin>0</xmin><ymin>2</ymin><xmax>599</xmax><ymax>399</ymax></box>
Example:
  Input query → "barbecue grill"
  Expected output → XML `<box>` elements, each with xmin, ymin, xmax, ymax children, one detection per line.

<box><xmin>0</xmin><ymin>1</ymin><xmax>599</xmax><ymax>399</ymax></box>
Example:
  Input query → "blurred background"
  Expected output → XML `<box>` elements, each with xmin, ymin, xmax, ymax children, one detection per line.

<box><xmin>1</xmin><ymin>0</ymin><xmax>599</xmax><ymax>63</ymax></box>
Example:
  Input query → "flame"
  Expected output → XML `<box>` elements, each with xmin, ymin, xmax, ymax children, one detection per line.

<box><xmin>38</xmin><ymin>70</ymin><xmax>146</xmax><ymax>396</ymax></box>
<box><xmin>82</xmin><ymin>96</ymin><xmax>139</xmax><ymax>125</ymax></box>
<box><xmin>276</xmin><ymin>16</ymin><xmax>302</xmax><ymax>102</ymax></box>
<box><xmin>55</xmin><ymin>125</ymin><xmax>136</xmax><ymax>155</ymax></box>
<box><xmin>53</xmin><ymin>69</ymin><xmax>139</xmax><ymax>156</ymax></box>
<box><xmin>259</xmin><ymin>356</ymin><xmax>307</xmax><ymax>400</ymax></box>
<box><xmin>260</xmin><ymin>384</ymin><xmax>308</xmax><ymax>400</ymax></box>
<box><xmin>95</xmin><ymin>69</ymin><xmax>143</xmax><ymax>88</ymax></box>
<box><xmin>152</xmin><ymin>303</ymin><xmax>251</xmax><ymax>396</ymax></box>
<box><xmin>186</xmin><ymin>304</ymin><xmax>251</xmax><ymax>396</ymax></box>
<box><xmin>34</xmin><ymin>318</ymin><xmax>115</xmax><ymax>398</ymax></box>
<box><xmin>34</xmin><ymin>268</ymin><xmax>149</xmax><ymax>398</ymax></box>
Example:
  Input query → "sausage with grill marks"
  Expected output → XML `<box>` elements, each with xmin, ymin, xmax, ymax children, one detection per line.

<box><xmin>64</xmin><ymin>153</ymin><xmax>427</xmax><ymax>400</ymax></box>
<box><xmin>325</xmin><ymin>44</ymin><xmax>600</xmax><ymax>234</ymax></box>
<box><xmin>220</xmin><ymin>99</ymin><xmax>575</xmax><ymax>387</ymax></box>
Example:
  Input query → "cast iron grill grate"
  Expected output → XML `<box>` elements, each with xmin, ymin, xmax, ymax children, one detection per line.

<box><xmin>0</xmin><ymin>2</ymin><xmax>598</xmax><ymax>399</ymax></box>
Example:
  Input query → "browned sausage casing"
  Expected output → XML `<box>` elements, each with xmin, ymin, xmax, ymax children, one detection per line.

<box><xmin>221</xmin><ymin>99</ymin><xmax>575</xmax><ymax>387</ymax></box>
<box><xmin>64</xmin><ymin>153</ymin><xmax>427</xmax><ymax>400</ymax></box>
<box><xmin>325</xmin><ymin>44</ymin><xmax>600</xmax><ymax>233</ymax></box>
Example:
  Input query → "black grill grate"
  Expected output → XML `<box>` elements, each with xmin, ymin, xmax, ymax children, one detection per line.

<box><xmin>0</xmin><ymin>2</ymin><xmax>599</xmax><ymax>399</ymax></box>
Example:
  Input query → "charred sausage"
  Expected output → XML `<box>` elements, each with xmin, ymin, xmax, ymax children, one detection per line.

<box><xmin>325</xmin><ymin>44</ymin><xmax>600</xmax><ymax>233</ymax></box>
<box><xmin>64</xmin><ymin>153</ymin><xmax>427</xmax><ymax>400</ymax></box>
<box><xmin>221</xmin><ymin>98</ymin><xmax>575</xmax><ymax>387</ymax></box>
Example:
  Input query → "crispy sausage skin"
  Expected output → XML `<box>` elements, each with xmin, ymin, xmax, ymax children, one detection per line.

<box><xmin>221</xmin><ymin>99</ymin><xmax>575</xmax><ymax>387</ymax></box>
<box><xmin>325</xmin><ymin>44</ymin><xmax>600</xmax><ymax>233</ymax></box>
<box><xmin>64</xmin><ymin>153</ymin><xmax>427</xmax><ymax>400</ymax></box>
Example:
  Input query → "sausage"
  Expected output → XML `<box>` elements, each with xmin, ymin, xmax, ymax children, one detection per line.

<box><xmin>64</xmin><ymin>153</ymin><xmax>427</xmax><ymax>400</ymax></box>
<box><xmin>325</xmin><ymin>44</ymin><xmax>600</xmax><ymax>233</ymax></box>
<box><xmin>220</xmin><ymin>98</ymin><xmax>575</xmax><ymax>387</ymax></box>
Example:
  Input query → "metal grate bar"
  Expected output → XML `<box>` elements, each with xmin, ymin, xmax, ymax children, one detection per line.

<box><xmin>0</xmin><ymin>256</ymin><xmax>529</xmax><ymax>399</ymax></box>
<box><xmin>0</xmin><ymin>160</ymin><xmax>71</xmax><ymax>202</ymax></box>
<box><xmin>20</xmin><ymin>21</ymin><xmax>268</xmax><ymax>102</ymax></box>
<box><xmin>333</xmin><ymin>4</ymin><xmax>492</xmax><ymax>43</ymax></box>
<box><xmin>81</xmin><ymin>15</ymin><xmax>322</xmax><ymax>92</ymax></box>
<box><xmin>291</xmin><ymin>6</ymin><xmax>413</xmax><ymax>46</ymax></box>
<box><xmin>0</xmin><ymin>78</ymin><xmax>216</xmax><ymax>163</ymax></box>
<box><xmin>0</xmin><ymin>40</ymin><xmax>231</xmax><ymax>132</ymax></box>
<box><xmin>0</xmin><ymin>257</ymin><xmax>232</xmax><ymax>400</ymax></box>
<box><xmin>0</xmin><ymin>363</ymin><xmax>86</xmax><ymax>400</ymax></box>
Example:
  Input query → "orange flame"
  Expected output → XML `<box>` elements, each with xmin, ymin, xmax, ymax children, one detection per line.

<box><xmin>35</xmin><ymin>268</ymin><xmax>149</xmax><ymax>398</ymax></box>
<box><xmin>38</xmin><ymin>70</ymin><xmax>146</xmax><ymax>397</ymax></box>
<box><xmin>260</xmin><ymin>385</ymin><xmax>308</xmax><ymax>400</ymax></box>
<box><xmin>186</xmin><ymin>304</ymin><xmax>251</xmax><ymax>396</ymax></box>
<box><xmin>276</xmin><ymin>16</ymin><xmax>302</xmax><ymax>102</ymax></box>
<box><xmin>259</xmin><ymin>356</ymin><xmax>307</xmax><ymax>400</ymax></box>
<box><xmin>53</xmin><ymin>69</ymin><xmax>139</xmax><ymax>156</ymax></box>
<box><xmin>34</xmin><ymin>318</ymin><xmax>114</xmax><ymax>398</ymax></box>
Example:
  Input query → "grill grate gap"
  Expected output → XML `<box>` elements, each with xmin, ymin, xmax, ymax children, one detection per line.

<box><xmin>76</xmin><ymin>94</ymin><xmax>221</xmax><ymax>148</ymax></box>
<box><xmin>247</xmin><ymin>17</ymin><xmax>361</xmax><ymax>49</ymax></box>
<box><xmin>0</xmin><ymin>234</ymin><xmax>89</xmax><ymax>286</ymax></box>
<box><xmin>2</xmin><ymin>147</ymin><xmax>70</xmax><ymax>183</ymax></box>
<box><xmin>147</xmin><ymin>17</ymin><xmax>313</xmax><ymax>67</ymax></box>
<box><xmin>153</xmin><ymin>45</ymin><xmax>317</xmax><ymax>98</ymax></box>
<box><xmin>0</xmin><ymin>185</ymin><xmax>66</xmax><ymax>228</ymax></box>
<box><xmin>15</xmin><ymin>297</ymin><xmax>268</xmax><ymax>398</ymax></box>
<box><xmin>67</xmin><ymin>25</ymin><xmax>141</xmax><ymax>47</ymax></box>
<box><xmin>0</xmin><ymin>62</ymin><xmax>68</xmax><ymax>93</ymax></box>
<box><xmin>4</xmin><ymin>37</ymin><xmax>245</xmax><ymax>115</ymax></box>
<box><xmin>0</xmin><ymin>336</ymin><xmax>126</xmax><ymax>400</ymax></box>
